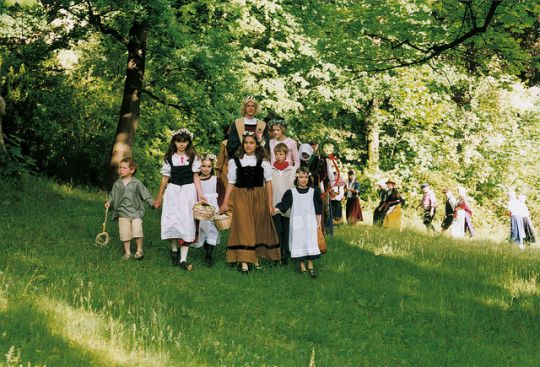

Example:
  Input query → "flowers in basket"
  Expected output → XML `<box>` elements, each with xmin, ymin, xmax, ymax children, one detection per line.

<box><xmin>212</xmin><ymin>212</ymin><xmax>232</xmax><ymax>231</ymax></box>
<box><xmin>192</xmin><ymin>202</ymin><xmax>216</xmax><ymax>221</ymax></box>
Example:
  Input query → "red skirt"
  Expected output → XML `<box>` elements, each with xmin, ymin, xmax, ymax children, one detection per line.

<box><xmin>346</xmin><ymin>197</ymin><xmax>363</xmax><ymax>224</ymax></box>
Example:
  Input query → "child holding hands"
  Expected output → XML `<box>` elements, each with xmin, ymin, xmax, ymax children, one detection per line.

<box><xmin>192</xmin><ymin>153</ymin><xmax>222</xmax><ymax>266</ymax></box>
<box><xmin>105</xmin><ymin>157</ymin><xmax>154</xmax><ymax>260</ymax></box>
<box><xmin>220</xmin><ymin>132</ymin><xmax>280</xmax><ymax>273</ymax></box>
<box><xmin>154</xmin><ymin>128</ymin><xmax>206</xmax><ymax>271</ymax></box>
<box><xmin>275</xmin><ymin>166</ymin><xmax>322</xmax><ymax>277</ymax></box>
<box><xmin>271</xmin><ymin>142</ymin><xmax>296</xmax><ymax>264</ymax></box>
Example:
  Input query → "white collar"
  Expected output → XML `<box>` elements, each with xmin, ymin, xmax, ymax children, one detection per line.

<box><xmin>244</xmin><ymin>117</ymin><xmax>257</xmax><ymax>125</ymax></box>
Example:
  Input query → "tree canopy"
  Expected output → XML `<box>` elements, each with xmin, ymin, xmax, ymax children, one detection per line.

<box><xmin>0</xmin><ymin>0</ymin><xmax>539</xmax><ymax>224</ymax></box>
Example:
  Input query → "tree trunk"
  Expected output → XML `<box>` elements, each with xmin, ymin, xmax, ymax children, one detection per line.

<box><xmin>366</xmin><ymin>98</ymin><xmax>380</xmax><ymax>171</ymax></box>
<box><xmin>103</xmin><ymin>21</ymin><xmax>148</xmax><ymax>189</ymax></box>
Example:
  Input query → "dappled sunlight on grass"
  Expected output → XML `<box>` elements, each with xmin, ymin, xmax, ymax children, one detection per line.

<box><xmin>37</xmin><ymin>296</ymin><xmax>170</xmax><ymax>367</ymax></box>
<box><xmin>504</xmin><ymin>272</ymin><xmax>539</xmax><ymax>298</ymax></box>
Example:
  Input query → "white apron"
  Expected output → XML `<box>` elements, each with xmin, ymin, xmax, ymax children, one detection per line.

<box><xmin>192</xmin><ymin>176</ymin><xmax>220</xmax><ymax>247</ymax></box>
<box><xmin>161</xmin><ymin>182</ymin><xmax>197</xmax><ymax>241</ymax></box>
<box><xmin>289</xmin><ymin>188</ymin><xmax>320</xmax><ymax>259</ymax></box>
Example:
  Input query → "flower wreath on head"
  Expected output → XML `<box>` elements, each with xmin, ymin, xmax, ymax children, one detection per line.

<box><xmin>242</xmin><ymin>130</ymin><xmax>262</xmax><ymax>143</ymax></box>
<box><xmin>270</xmin><ymin>118</ymin><xmax>287</xmax><ymax>129</ymax></box>
<box><xmin>170</xmin><ymin>128</ymin><xmax>194</xmax><ymax>140</ymax></box>
<box><xmin>200</xmin><ymin>153</ymin><xmax>216</xmax><ymax>161</ymax></box>
<box><xmin>295</xmin><ymin>172</ymin><xmax>312</xmax><ymax>177</ymax></box>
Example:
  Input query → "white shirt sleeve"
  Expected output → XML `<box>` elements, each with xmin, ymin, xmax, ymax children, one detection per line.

<box><xmin>227</xmin><ymin>158</ymin><xmax>237</xmax><ymax>184</ymax></box>
<box><xmin>160</xmin><ymin>160</ymin><xmax>171</xmax><ymax>177</ymax></box>
<box><xmin>191</xmin><ymin>156</ymin><xmax>201</xmax><ymax>172</ymax></box>
<box><xmin>262</xmin><ymin>160</ymin><xmax>272</xmax><ymax>181</ymax></box>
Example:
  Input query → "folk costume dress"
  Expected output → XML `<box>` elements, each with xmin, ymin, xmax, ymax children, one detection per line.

<box><xmin>441</xmin><ymin>194</ymin><xmax>457</xmax><ymax>230</ymax></box>
<box><xmin>382</xmin><ymin>188</ymin><xmax>405</xmax><ymax>230</ymax></box>
<box><xmin>450</xmin><ymin>198</ymin><xmax>474</xmax><ymax>238</ymax></box>
<box><xmin>192</xmin><ymin>175</ymin><xmax>221</xmax><ymax>248</ymax></box>
<box><xmin>345</xmin><ymin>179</ymin><xmax>363</xmax><ymax>225</ymax></box>
<box><xmin>226</xmin><ymin>155</ymin><xmax>280</xmax><ymax>264</ymax></box>
<box><xmin>160</xmin><ymin>153</ymin><xmax>201</xmax><ymax>242</ymax></box>
<box><xmin>276</xmin><ymin>187</ymin><xmax>323</xmax><ymax>260</ymax></box>
<box><xmin>226</xmin><ymin>117</ymin><xmax>270</xmax><ymax>157</ymax></box>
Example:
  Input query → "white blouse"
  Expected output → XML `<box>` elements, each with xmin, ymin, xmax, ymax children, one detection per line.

<box><xmin>227</xmin><ymin>154</ymin><xmax>272</xmax><ymax>184</ymax></box>
<box><xmin>160</xmin><ymin>153</ymin><xmax>202</xmax><ymax>177</ymax></box>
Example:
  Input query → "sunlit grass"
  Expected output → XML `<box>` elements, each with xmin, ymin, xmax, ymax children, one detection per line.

<box><xmin>2</xmin><ymin>177</ymin><xmax>540</xmax><ymax>366</ymax></box>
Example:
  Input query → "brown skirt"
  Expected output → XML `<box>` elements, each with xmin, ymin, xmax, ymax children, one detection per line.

<box><xmin>346</xmin><ymin>197</ymin><xmax>364</xmax><ymax>224</ymax></box>
<box><xmin>226</xmin><ymin>186</ymin><xmax>280</xmax><ymax>264</ymax></box>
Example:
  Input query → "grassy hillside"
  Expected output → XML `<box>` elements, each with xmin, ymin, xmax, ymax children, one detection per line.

<box><xmin>1</xmin><ymin>178</ymin><xmax>540</xmax><ymax>366</ymax></box>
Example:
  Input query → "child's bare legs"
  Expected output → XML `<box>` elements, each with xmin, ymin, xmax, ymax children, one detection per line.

<box><xmin>123</xmin><ymin>241</ymin><xmax>132</xmax><ymax>258</ymax></box>
<box><xmin>298</xmin><ymin>260</ymin><xmax>306</xmax><ymax>272</ymax></box>
<box><xmin>134</xmin><ymin>237</ymin><xmax>144</xmax><ymax>259</ymax></box>
<box><xmin>307</xmin><ymin>259</ymin><xmax>316</xmax><ymax>278</ymax></box>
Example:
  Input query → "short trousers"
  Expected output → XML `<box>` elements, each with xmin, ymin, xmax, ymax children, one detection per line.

<box><xmin>118</xmin><ymin>217</ymin><xmax>143</xmax><ymax>241</ymax></box>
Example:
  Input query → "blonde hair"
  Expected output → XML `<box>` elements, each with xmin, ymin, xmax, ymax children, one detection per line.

<box><xmin>274</xmin><ymin>142</ymin><xmax>289</xmax><ymax>154</ymax></box>
<box><xmin>241</xmin><ymin>96</ymin><xmax>261</xmax><ymax>116</ymax></box>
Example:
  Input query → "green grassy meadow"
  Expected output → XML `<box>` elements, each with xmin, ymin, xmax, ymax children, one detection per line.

<box><xmin>1</xmin><ymin>178</ymin><xmax>540</xmax><ymax>366</ymax></box>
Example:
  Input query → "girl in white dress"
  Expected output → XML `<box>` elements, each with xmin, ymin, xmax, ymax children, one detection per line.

<box><xmin>275</xmin><ymin>166</ymin><xmax>323</xmax><ymax>278</ymax></box>
<box><xmin>155</xmin><ymin>128</ymin><xmax>206</xmax><ymax>271</ymax></box>
<box><xmin>192</xmin><ymin>153</ymin><xmax>221</xmax><ymax>266</ymax></box>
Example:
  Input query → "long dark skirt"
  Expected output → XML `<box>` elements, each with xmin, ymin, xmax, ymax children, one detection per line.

<box><xmin>346</xmin><ymin>197</ymin><xmax>363</xmax><ymax>224</ymax></box>
<box><xmin>523</xmin><ymin>217</ymin><xmax>536</xmax><ymax>243</ymax></box>
<box><xmin>331</xmin><ymin>200</ymin><xmax>343</xmax><ymax>220</ymax></box>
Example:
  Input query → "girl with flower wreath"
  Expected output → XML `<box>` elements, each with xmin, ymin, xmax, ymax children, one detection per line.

<box><xmin>268</xmin><ymin>117</ymin><xmax>300</xmax><ymax>167</ymax></box>
<box><xmin>154</xmin><ymin>128</ymin><xmax>206</xmax><ymax>271</ymax></box>
<box><xmin>191</xmin><ymin>153</ymin><xmax>223</xmax><ymax>266</ymax></box>
<box><xmin>220</xmin><ymin>132</ymin><xmax>280</xmax><ymax>273</ymax></box>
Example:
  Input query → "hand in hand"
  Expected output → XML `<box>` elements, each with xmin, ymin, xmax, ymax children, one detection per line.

<box><xmin>154</xmin><ymin>199</ymin><xmax>162</xmax><ymax>209</ymax></box>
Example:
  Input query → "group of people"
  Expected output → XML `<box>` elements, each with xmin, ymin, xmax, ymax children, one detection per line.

<box><xmin>105</xmin><ymin>97</ymin><xmax>363</xmax><ymax>276</ymax></box>
<box><xmin>104</xmin><ymin>97</ymin><xmax>536</xmax><ymax>274</ymax></box>
<box><xmin>419</xmin><ymin>185</ymin><xmax>476</xmax><ymax>238</ymax></box>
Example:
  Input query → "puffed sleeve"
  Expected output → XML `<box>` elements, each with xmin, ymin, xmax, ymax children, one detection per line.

<box><xmin>191</xmin><ymin>156</ymin><xmax>201</xmax><ymax>172</ymax></box>
<box><xmin>314</xmin><ymin>187</ymin><xmax>323</xmax><ymax>215</ymax></box>
<box><xmin>160</xmin><ymin>159</ymin><xmax>171</xmax><ymax>177</ymax></box>
<box><xmin>262</xmin><ymin>160</ymin><xmax>272</xmax><ymax>181</ymax></box>
<box><xmin>276</xmin><ymin>189</ymin><xmax>293</xmax><ymax>213</ymax></box>
<box><xmin>227</xmin><ymin>158</ymin><xmax>237</xmax><ymax>184</ymax></box>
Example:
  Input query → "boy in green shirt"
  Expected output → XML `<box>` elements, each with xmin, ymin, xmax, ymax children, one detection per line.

<box><xmin>105</xmin><ymin>158</ymin><xmax>154</xmax><ymax>260</ymax></box>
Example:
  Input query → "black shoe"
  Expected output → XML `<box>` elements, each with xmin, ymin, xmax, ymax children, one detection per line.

<box><xmin>179</xmin><ymin>261</ymin><xmax>192</xmax><ymax>271</ymax></box>
<box><xmin>309</xmin><ymin>269</ymin><xmax>317</xmax><ymax>278</ymax></box>
<box><xmin>171</xmin><ymin>250</ymin><xmax>180</xmax><ymax>266</ymax></box>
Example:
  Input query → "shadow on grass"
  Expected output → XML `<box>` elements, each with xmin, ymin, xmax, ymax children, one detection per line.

<box><xmin>0</xmin><ymin>298</ymin><xmax>121</xmax><ymax>366</ymax></box>
<box><xmin>3</xmin><ymin>179</ymin><xmax>540</xmax><ymax>366</ymax></box>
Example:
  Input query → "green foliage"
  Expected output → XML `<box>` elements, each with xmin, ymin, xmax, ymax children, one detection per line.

<box><xmin>0</xmin><ymin>135</ymin><xmax>37</xmax><ymax>177</ymax></box>
<box><xmin>0</xmin><ymin>0</ymin><xmax>538</xmax><ymax>217</ymax></box>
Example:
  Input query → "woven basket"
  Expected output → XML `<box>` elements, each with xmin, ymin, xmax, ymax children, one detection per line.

<box><xmin>193</xmin><ymin>202</ymin><xmax>216</xmax><ymax>221</ymax></box>
<box><xmin>212</xmin><ymin>213</ymin><xmax>232</xmax><ymax>231</ymax></box>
